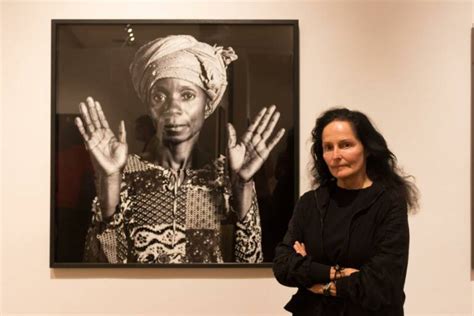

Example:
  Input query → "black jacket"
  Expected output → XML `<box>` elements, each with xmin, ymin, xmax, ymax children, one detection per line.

<box><xmin>273</xmin><ymin>182</ymin><xmax>409</xmax><ymax>316</ymax></box>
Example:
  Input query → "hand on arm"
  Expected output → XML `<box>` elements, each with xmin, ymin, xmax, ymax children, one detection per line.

<box><xmin>227</xmin><ymin>105</ymin><xmax>285</xmax><ymax>219</ymax></box>
<box><xmin>292</xmin><ymin>240</ymin><xmax>359</xmax><ymax>296</ymax></box>
<box><xmin>75</xmin><ymin>96</ymin><xmax>128</xmax><ymax>218</ymax></box>
<box><xmin>330</xmin><ymin>266</ymin><xmax>360</xmax><ymax>280</ymax></box>
<box><xmin>293</xmin><ymin>241</ymin><xmax>307</xmax><ymax>257</ymax></box>
<box><xmin>293</xmin><ymin>241</ymin><xmax>359</xmax><ymax>278</ymax></box>
<box><xmin>306</xmin><ymin>268</ymin><xmax>359</xmax><ymax>297</ymax></box>
<box><xmin>307</xmin><ymin>282</ymin><xmax>337</xmax><ymax>296</ymax></box>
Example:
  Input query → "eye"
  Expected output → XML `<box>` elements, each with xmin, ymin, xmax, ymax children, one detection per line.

<box><xmin>182</xmin><ymin>91</ymin><xmax>196</xmax><ymax>101</ymax></box>
<box><xmin>341</xmin><ymin>141</ymin><xmax>353</xmax><ymax>149</ymax></box>
<box><xmin>323</xmin><ymin>144</ymin><xmax>333</xmax><ymax>152</ymax></box>
<box><xmin>152</xmin><ymin>93</ymin><xmax>166</xmax><ymax>103</ymax></box>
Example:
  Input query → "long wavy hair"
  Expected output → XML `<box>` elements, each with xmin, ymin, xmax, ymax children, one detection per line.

<box><xmin>311</xmin><ymin>108</ymin><xmax>419</xmax><ymax>212</ymax></box>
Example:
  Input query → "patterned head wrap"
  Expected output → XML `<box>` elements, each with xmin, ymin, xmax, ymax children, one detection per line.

<box><xmin>130</xmin><ymin>35</ymin><xmax>238</xmax><ymax>118</ymax></box>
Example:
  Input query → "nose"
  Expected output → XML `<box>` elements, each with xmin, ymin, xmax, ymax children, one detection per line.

<box><xmin>332</xmin><ymin>147</ymin><xmax>342</xmax><ymax>159</ymax></box>
<box><xmin>164</xmin><ymin>96</ymin><xmax>183</xmax><ymax>115</ymax></box>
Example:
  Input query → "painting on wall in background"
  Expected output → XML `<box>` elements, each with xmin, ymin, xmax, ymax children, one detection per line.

<box><xmin>51</xmin><ymin>20</ymin><xmax>299</xmax><ymax>267</ymax></box>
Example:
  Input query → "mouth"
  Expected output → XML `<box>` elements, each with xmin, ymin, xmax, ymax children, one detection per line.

<box><xmin>164</xmin><ymin>123</ymin><xmax>188</xmax><ymax>132</ymax></box>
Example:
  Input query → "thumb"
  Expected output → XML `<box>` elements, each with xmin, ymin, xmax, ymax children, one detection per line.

<box><xmin>118</xmin><ymin>120</ymin><xmax>127</xmax><ymax>144</ymax></box>
<box><xmin>227</xmin><ymin>123</ymin><xmax>237</xmax><ymax>148</ymax></box>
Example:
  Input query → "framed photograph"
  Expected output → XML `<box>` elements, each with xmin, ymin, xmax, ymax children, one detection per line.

<box><xmin>51</xmin><ymin>20</ymin><xmax>299</xmax><ymax>267</ymax></box>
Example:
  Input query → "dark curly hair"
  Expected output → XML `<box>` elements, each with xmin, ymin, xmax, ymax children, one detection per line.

<box><xmin>311</xmin><ymin>108</ymin><xmax>419</xmax><ymax>212</ymax></box>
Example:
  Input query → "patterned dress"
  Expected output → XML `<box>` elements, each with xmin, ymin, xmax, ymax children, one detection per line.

<box><xmin>84</xmin><ymin>154</ymin><xmax>263</xmax><ymax>264</ymax></box>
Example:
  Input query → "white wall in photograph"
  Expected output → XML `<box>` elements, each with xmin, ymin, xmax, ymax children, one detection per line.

<box><xmin>1</xmin><ymin>1</ymin><xmax>471</xmax><ymax>315</ymax></box>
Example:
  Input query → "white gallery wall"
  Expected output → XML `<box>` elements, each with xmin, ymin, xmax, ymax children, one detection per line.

<box><xmin>1</xmin><ymin>1</ymin><xmax>472</xmax><ymax>315</ymax></box>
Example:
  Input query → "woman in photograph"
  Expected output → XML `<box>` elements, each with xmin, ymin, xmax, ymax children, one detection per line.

<box><xmin>273</xmin><ymin>108</ymin><xmax>418</xmax><ymax>315</ymax></box>
<box><xmin>75</xmin><ymin>35</ymin><xmax>285</xmax><ymax>264</ymax></box>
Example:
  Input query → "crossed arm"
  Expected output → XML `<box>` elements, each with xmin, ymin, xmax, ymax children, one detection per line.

<box><xmin>292</xmin><ymin>241</ymin><xmax>358</xmax><ymax>296</ymax></box>
<box><xmin>273</xmin><ymin>195</ymin><xmax>409</xmax><ymax>311</ymax></box>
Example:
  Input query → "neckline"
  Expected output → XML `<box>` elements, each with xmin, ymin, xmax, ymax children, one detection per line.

<box><xmin>335</xmin><ymin>183</ymin><xmax>374</xmax><ymax>192</ymax></box>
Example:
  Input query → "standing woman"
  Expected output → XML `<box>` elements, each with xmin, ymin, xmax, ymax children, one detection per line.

<box><xmin>273</xmin><ymin>108</ymin><xmax>418</xmax><ymax>315</ymax></box>
<box><xmin>75</xmin><ymin>35</ymin><xmax>285</xmax><ymax>264</ymax></box>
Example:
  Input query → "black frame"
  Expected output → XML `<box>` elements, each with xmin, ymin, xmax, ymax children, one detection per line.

<box><xmin>50</xmin><ymin>19</ymin><xmax>300</xmax><ymax>268</ymax></box>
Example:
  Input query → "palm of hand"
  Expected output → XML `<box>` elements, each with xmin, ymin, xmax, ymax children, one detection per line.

<box><xmin>87</xmin><ymin>128</ymin><xmax>128</xmax><ymax>176</ymax></box>
<box><xmin>76</xmin><ymin>97</ymin><xmax>128</xmax><ymax>177</ymax></box>
<box><xmin>227</xmin><ymin>105</ymin><xmax>285</xmax><ymax>182</ymax></box>
<box><xmin>228</xmin><ymin>139</ymin><xmax>269</xmax><ymax>182</ymax></box>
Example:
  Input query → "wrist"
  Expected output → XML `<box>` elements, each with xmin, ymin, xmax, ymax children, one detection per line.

<box><xmin>322</xmin><ymin>282</ymin><xmax>332</xmax><ymax>296</ymax></box>
<box><xmin>232</xmin><ymin>175</ymin><xmax>253</xmax><ymax>188</ymax></box>
<box><xmin>332</xmin><ymin>264</ymin><xmax>345</xmax><ymax>279</ymax></box>
<box><xmin>98</xmin><ymin>199</ymin><xmax>118</xmax><ymax>219</ymax></box>
<box><xmin>321</xmin><ymin>281</ymin><xmax>337</xmax><ymax>297</ymax></box>
<box><xmin>99</xmin><ymin>171</ymin><xmax>122</xmax><ymax>183</ymax></box>
<box><xmin>330</xmin><ymin>281</ymin><xmax>337</xmax><ymax>296</ymax></box>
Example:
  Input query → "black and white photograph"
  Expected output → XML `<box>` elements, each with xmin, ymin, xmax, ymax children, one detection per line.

<box><xmin>51</xmin><ymin>20</ymin><xmax>299</xmax><ymax>266</ymax></box>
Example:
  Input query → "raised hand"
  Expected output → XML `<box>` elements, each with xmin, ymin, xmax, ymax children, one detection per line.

<box><xmin>227</xmin><ymin>105</ymin><xmax>285</xmax><ymax>182</ymax></box>
<box><xmin>75</xmin><ymin>97</ymin><xmax>128</xmax><ymax>177</ymax></box>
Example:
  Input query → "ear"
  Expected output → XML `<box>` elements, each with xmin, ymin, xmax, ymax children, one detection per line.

<box><xmin>204</xmin><ymin>100</ymin><xmax>213</xmax><ymax>118</ymax></box>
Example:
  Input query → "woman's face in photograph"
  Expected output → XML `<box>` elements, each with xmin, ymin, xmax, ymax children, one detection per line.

<box><xmin>148</xmin><ymin>78</ymin><xmax>208</xmax><ymax>145</ymax></box>
<box><xmin>321</xmin><ymin>120</ymin><xmax>367</xmax><ymax>183</ymax></box>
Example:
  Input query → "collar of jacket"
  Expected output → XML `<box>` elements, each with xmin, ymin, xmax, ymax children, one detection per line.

<box><xmin>314</xmin><ymin>180</ymin><xmax>386</xmax><ymax>220</ymax></box>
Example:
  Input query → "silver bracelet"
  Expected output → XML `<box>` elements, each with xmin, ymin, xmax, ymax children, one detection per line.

<box><xmin>323</xmin><ymin>282</ymin><xmax>332</xmax><ymax>296</ymax></box>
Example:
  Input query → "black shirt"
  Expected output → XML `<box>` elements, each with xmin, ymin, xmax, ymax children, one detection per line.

<box><xmin>324</xmin><ymin>185</ymin><xmax>375</xmax><ymax>263</ymax></box>
<box><xmin>273</xmin><ymin>182</ymin><xmax>409</xmax><ymax>316</ymax></box>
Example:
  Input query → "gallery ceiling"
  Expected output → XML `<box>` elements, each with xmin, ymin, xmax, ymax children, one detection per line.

<box><xmin>56</xmin><ymin>22</ymin><xmax>295</xmax><ymax>54</ymax></box>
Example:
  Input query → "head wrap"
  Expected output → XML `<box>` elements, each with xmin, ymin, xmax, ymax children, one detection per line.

<box><xmin>129</xmin><ymin>35</ymin><xmax>238</xmax><ymax>118</ymax></box>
